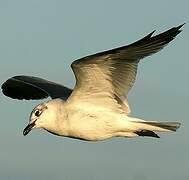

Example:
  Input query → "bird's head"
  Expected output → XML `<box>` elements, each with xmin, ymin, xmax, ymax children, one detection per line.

<box><xmin>23</xmin><ymin>99</ymin><xmax>63</xmax><ymax>136</ymax></box>
<box><xmin>23</xmin><ymin>103</ymin><xmax>48</xmax><ymax>136</ymax></box>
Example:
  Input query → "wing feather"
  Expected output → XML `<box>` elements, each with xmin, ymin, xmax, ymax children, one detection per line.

<box><xmin>2</xmin><ymin>76</ymin><xmax>72</xmax><ymax>100</ymax></box>
<box><xmin>69</xmin><ymin>24</ymin><xmax>183</xmax><ymax>114</ymax></box>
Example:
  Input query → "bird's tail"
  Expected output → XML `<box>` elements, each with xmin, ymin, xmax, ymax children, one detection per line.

<box><xmin>129</xmin><ymin>120</ymin><xmax>181</xmax><ymax>138</ymax></box>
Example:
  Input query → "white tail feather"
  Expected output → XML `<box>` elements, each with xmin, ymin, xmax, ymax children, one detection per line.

<box><xmin>133</xmin><ymin>121</ymin><xmax>181</xmax><ymax>132</ymax></box>
<box><xmin>125</xmin><ymin>118</ymin><xmax>181</xmax><ymax>138</ymax></box>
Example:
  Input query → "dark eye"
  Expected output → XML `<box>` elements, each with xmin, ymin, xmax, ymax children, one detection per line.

<box><xmin>35</xmin><ymin>110</ymin><xmax>41</xmax><ymax>117</ymax></box>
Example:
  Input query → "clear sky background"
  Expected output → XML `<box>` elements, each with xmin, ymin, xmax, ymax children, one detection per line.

<box><xmin>0</xmin><ymin>0</ymin><xmax>188</xmax><ymax>180</ymax></box>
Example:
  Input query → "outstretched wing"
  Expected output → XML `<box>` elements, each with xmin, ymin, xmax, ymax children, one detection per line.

<box><xmin>1</xmin><ymin>75</ymin><xmax>72</xmax><ymax>100</ymax></box>
<box><xmin>68</xmin><ymin>24</ymin><xmax>184</xmax><ymax>114</ymax></box>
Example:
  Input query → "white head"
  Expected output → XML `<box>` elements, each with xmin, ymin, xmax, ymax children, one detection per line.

<box><xmin>23</xmin><ymin>99</ymin><xmax>64</xmax><ymax>136</ymax></box>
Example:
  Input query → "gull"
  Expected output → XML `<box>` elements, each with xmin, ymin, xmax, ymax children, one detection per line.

<box><xmin>2</xmin><ymin>24</ymin><xmax>184</xmax><ymax>141</ymax></box>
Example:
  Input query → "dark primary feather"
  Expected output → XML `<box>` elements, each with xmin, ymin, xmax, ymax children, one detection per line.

<box><xmin>73</xmin><ymin>23</ymin><xmax>184</xmax><ymax>64</ymax></box>
<box><xmin>1</xmin><ymin>76</ymin><xmax>72</xmax><ymax>100</ymax></box>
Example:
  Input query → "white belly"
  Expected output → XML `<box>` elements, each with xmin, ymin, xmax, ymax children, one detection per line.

<box><xmin>65</xmin><ymin>109</ymin><xmax>130</xmax><ymax>141</ymax></box>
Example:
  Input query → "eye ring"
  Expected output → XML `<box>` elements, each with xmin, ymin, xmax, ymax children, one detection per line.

<box><xmin>34</xmin><ymin>109</ymin><xmax>42</xmax><ymax>117</ymax></box>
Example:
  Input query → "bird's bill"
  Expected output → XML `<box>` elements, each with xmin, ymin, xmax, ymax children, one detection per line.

<box><xmin>23</xmin><ymin>120</ymin><xmax>36</xmax><ymax>136</ymax></box>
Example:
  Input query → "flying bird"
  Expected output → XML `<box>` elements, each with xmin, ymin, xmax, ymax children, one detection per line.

<box><xmin>2</xmin><ymin>24</ymin><xmax>184</xmax><ymax>141</ymax></box>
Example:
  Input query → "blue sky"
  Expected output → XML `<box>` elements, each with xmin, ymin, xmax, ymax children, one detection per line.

<box><xmin>0</xmin><ymin>0</ymin><xmax>188</xmax><ymax>180</ymax></box>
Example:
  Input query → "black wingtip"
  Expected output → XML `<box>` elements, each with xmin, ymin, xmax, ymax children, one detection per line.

<box><xmin>175</xmin><ymin>23</ymin><xmax>185</xmax><ymax>34</ymax></box>
<box><xmin>1</xmin><ymin>76</ymin><xmax>48</xmax><ymax>100</ymax></box>
<box><xmin>177</xmin><ymin>23</ymin><xmax>185</xmax><ymax>29</ymax></box>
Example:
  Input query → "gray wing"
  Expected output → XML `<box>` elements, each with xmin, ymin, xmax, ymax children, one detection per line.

<box><xmin>1</xmin><ymin>75</ymin><xmax>72</xmax><ymax>100</ymax></box>
<box><xmin>69</xmin><ymin>24</ymin><xmax>184</xmax><ymax>114</ymax></box>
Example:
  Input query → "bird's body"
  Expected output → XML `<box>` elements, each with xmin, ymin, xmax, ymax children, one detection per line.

<box><xmin>32</xmin><ymin>98</ymin><xmax>131</xmax><ymax>141</ymax></box>
<box><xmin>1</xmin><ymin>24</ymin><xmax>184</xmax><ymax>141</ymax></box>
<box><xmin>47</xmin><ymin>99</ymin><xmax>132</xmax><ymax>141</ymax></box>
<box><xmin>30</xmin><ymin>98</ymin><xmax>179</xmax><ymax>141</ymax></box>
